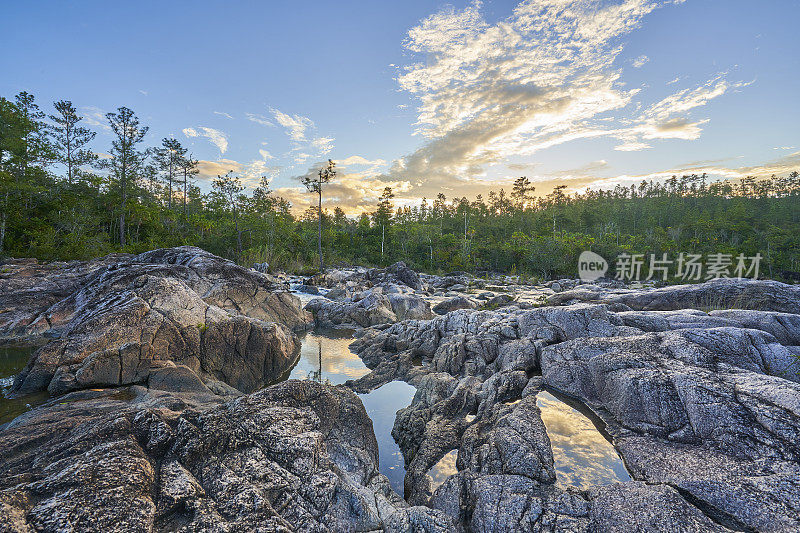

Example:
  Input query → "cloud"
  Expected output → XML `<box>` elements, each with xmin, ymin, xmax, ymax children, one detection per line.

<box><xmin>631</xmin><ymin>55</ymin><xmax>649</xmax><ymax>68</ymax></box>
<box><xmin>277</xmin><ymin>163</ymin><xmax>411</xmax><ymax>215</ymax></box>
<box><xmin>270</xmin><ymin>107</ymin><xmax>314</xmax><ymax>142</ymax></box>
<box><xmin>195</xmin><ymin>159</ymin><xmax>242</xmax><ymax>180</ymax></box>
<box><xmin>81</xmin><ymin>106</ymin><xmax>111</xmax><ymax>131</ymax></box>
<box><xmin>336</xmin><ymin>155</ymin><xmax>387</xmax><ymax>168</ymax></box>
<box><xmin>246</xmin><ymin>112</ymin><xmax>274</xmax><ymax>127</ymax></box>
<box><xmin>242</xmin><ymin>160</ymin><xmax>281</xmax><ymax>187</ymax></box>
<box><xmin>182</xmin><ymin>127</ymin><xmax>228</xmax><ymax>154</ymax></box>
<box><xmin>575</xmin><ymin>150</ymin><xmax>800</xmax><ymax>193</ymax></box>
<box><xmin>138</xmin><ymin>89</ymin><xmax>148</xmax><ymax>96</ymax></box>
<box><xmin>214</xmin><ymin>111</ymin><xmax>234</xmax><ymax>119</ymax></box>
<box><xmin>373</xmin><ymin>0</ymin><xmax>743</xmax><ymax>200</ymax></box>
<box><xmin>259</xmin><ymin>149</ymin><xmax>275</xmax><ymax>160</ymax></box>
<box><xmin>311</xmin><ymin>136</ymin><xmax>335</xmax><ymax>155</ymax></box>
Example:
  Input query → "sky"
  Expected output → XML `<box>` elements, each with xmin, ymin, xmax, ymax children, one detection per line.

<box><xmin>2</xmin><ymin>0</ymin><xmax>799</xmax><ymax>214</ymax></box>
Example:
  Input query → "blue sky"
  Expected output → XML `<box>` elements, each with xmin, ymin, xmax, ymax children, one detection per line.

<box><xmin>2</xmin><ymin>0</ymin><xmax>798</xmax><ymax>213</ymax></box>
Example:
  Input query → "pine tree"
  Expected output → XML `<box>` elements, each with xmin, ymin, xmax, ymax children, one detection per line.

<box><xmin>373</xmin><ymin>186</ymin><xmax>394</xmax><ymax>259</ymax></box>
<box><xmin>104</xmin><ymin>107</ymin><xmax>148</xmax><ymax>247</ymax></box>
<box><xmin>301</xmin><ymin>159</ymin><xmax>335</xmax><ymax>273</ymax></box>
<box><xmin>49</xmin><ymin>100</ymin><xmax>97</xmax><ymax>183</ymax></box>
<box><xmin>213</xmin><ymin>171</ymin><xmax>244</xmax><ymax>261</ymax></box>
<box><xmin>178</xmin><ymin>153</ymin><xmax>198</xmax><ymax>216</ymax></box>
<box><xmin>154</xmin><ymin>138</ymin><xmax>187</xmax><ymax>209</ymax></box>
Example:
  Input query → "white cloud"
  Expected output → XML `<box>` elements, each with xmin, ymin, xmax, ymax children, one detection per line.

<box><xmin>375</xmin><ymin>0</ymin><xmax>743</xmax><ymax>200</ymax></box>
<box><xmin>182</xmin><ymin>126</ymin><xmax>228</xmax><ymax>154</ymax></box>
<box><xmin>631</xmin><ymin>55</ymin><xmax>649</xmax><ymax>68</ymax></box>
<box><xmin>139</xmin><ymin>89</ymin><xmax>148</xmax><ymax>96</ymax></box>
<box><xmin>81</xmin><ymin>106</ymin><xmax>111</xmax><ymax>131</ymax></box>
<box><xmin>259</xmin><ymin>149</ymin><xmax>275</xmax><ymax>160</ymax></box>
<box><xmin>246</xmin><ymin>112</ymin><xmax>274</xmax><ymax>127</ymax></box>
<box><xmin>311</xmin><ymin>136</ymin><xmax>335</xmax><ymax>155</ymax></box>
<box><xmin>214</xmin><ymin>111</ymin><xmax>234</xmax><ymax>119</ymax></box>
<box><xmin>270</xmin><ymin>107</ymin><xmax>314</xmax><ymax>142</ymax></box>
<box><xmin>294</xmin><ymin>152</ymin><xmax>311</xmax><ymax>164</ymax></box>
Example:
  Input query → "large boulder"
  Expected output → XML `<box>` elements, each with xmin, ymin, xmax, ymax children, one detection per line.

<box><xmin>8</xmin><ymin>247</ymin><xmax>310</xmax><ymax>396</ymax></box>
<box><xmin>0</xmin><ymin>380</ymin><xmax>455</xmax><ymax>532</ymax></box>
<box><xmin>432</xmin><ymin>296</ymin><xmax>478</xmax><ymax>315</ymax></box>
<box><xmin>366</xmin><ymin>261</ymin><xmax>423</xmax><ymax>290</ymax></box>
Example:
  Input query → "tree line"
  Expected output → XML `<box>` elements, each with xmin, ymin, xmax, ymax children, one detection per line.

<box><xmin>1</xmin><ymin>91</ymin><xmax>798</xmax><ymax>281</ymax></box>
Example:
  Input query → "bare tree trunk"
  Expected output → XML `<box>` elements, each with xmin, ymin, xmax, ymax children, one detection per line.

<box><xmin>183</xmin><ymin>168</ymin><xmax>187</xmax><ymax>217</ymax></box>
<box><xmin>317</xmin><ymin>189</ymin><xmax>323</xmax><ymax>273</ymax></box>
<box><xmin>120</xmin><ymin>162</ymin><xmax>127</xmax><ymax>247</ymax></box>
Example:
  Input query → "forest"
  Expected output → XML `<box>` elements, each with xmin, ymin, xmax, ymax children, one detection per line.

<box><xmin>1</xmin><ymin>91</ymin><xmax>798</xmax><ymax>281</ymax></box>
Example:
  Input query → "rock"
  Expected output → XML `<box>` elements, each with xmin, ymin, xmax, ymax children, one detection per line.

<box><xmin>350</xmin><ymin>277</ymin><xmax>800</xmax><ymax>531</ymax></box>
<box><xmin>587</xmin><ymin>482</ymin><xmax>729</xmax><ymax>532</ymax></box>
<box><xmin>388</xmin><ymin>293</ymin><xmax>434</xmax><ymax>321</ymax></box>
<box><xmin>432</xmin><ymin>296</ymin><xmax>478</xmax><ymax>315</ymax></box>
<box><xmin>305</xmin><ymin>289</ymin><xmax>396</xmax><ymax>328</ymax></box>
<box><xmin>0</xmin><ymin>380</ymin><xmax>455</xmax><ymax>532</ymax></box>
<box><xmin>549</xmin><ymin>277</ymin><xmax>800</xmax><ymax>314</ymax></box>
<box><xmin>7</xmin><ymin>247</ymin><xmax>309</xmax><ymax>397</ymax></box>
<box><xmin>366</xmin><ymin>262</ymin><xmax>423</xmax><ymax>290</ymax></box>
<box><xmin>296</xmin><ymin>283</ymin><xmax>320</xmax><ymax>295</ymax></box>
<box><xmin>251</xmin><ymin>261</ymin><xmax>269</xmax><ymax>273</ymax></box>
<box><xmin>448</xmin><ymin>283</ymin><xmax>467</xmax><ymax>292</ymax></box>
<box><xmin>483</xmin><ymin>294</ymin><xmax>515</xmax><ymax>309</ymax></box>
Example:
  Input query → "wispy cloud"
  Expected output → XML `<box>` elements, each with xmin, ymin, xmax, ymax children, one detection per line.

<box><xmin>81</xmin><ymin>106</ymin><xmax>111</xmax><ymax>131</ymax></box>
<box><xmin>246</xmin><ymin>112</ymin><xmax>274</xmax><ymax>127</ymax></box>
<box><xmin>270</xmin><ymin>107</ymin><xmax>314</xmax><ymax>142</ymax></box>
<box><xmin>631</xmin><ymin>55</ymin><xmax>649</xmax><ymax>68</ymax></box>
<box><xmin>311</xmin><ymin>136</ymin><xmax>335</xmax><ymax>155</ymax></box>
<box><xmin>371</xmin><ymin>0</ymin><xmax>741</xmax><ymax>202</ymax></box>
<box><xmin>214</xmin><ymin>111</ymin><xmax>234</xmax><ymax>119</ymax></box>
<box><xmin>182</xmin><ymin>126</ymin><xmax>228</xmax><ymax>154</ymax></box>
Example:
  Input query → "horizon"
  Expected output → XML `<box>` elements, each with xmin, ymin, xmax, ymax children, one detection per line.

<box><xmin>3</xmin><ymin>0</ymin><xmax>798</xmax><ymax>215</ymax></box>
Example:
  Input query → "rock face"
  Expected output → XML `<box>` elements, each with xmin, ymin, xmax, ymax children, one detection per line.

<box><xmin>349</xmin><ymin>279</ymin><xmax>800</xmax><ymax>531</ymax></box>
<box><xmin>0</xmin><ymin>380</ymin><xmax>455</xmax><ymax>532</ymax></box>
<box><xmin>6</xmin><ymin>247</ymin><xmax>310</xmax><ymax>396</ymax></box>
<box><xmin>305</xmin><ymin>287</ymin><xmax>432</xmax><ymax>328</ymax></box>
<box><xmin>548</xmin><ymin>277</ymin><xmax>800</xmax><ymax>314</ymax></box>
<box><xmin>432</xmin><ymin>296</ymin><xmax>478</xmax><ymax>315</ymax></box>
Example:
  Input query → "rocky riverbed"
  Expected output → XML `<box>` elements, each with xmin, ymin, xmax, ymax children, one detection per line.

<box><xmin>1</xmin><ymin>249</ymin><xmax>798</xmax><ymax>532</ymax></box>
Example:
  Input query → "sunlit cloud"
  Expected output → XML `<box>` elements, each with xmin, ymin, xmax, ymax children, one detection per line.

<box><xmin>182</xmin><ymin>126</ymin><xmax>228</xmax><ymax>154</ymax></box>
<box><xmin>631</xmin><ymin>54</ymin><xmax>649</xmax><ymax>68</ymax></box>
<box><xmin>259</xmin><ymin>149</ymin><xmax>275</xmax><ymax>160</ymax></box>
<box><xmin>196</xmin><ymin>159</ymin><xmax>241</xmax><ymax>180</ymax></box>
<box><xmin>372</xmin><ymin>0</ymin><xmax>743</xmax><ymax>202</ymax></box>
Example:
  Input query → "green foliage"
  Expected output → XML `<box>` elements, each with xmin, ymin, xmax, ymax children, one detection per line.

<box><xmin>1</xmin><ymin>90</ymin><xmax>799</xmax><ymax>282</ymax></box>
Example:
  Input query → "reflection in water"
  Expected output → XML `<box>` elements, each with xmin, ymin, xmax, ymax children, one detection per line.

<box><xmin>537</xmin><ymin>390</ymin><xmax>630</xmax><ymax>490</ymax></box>
<box><xmin>358</xmin><ymin>381</ymin><xmax>416</xmax><ymax>495</ymax></box>
<box><xmin>1</xmin><ymin>344</ymin><xmax>48</xmax><ymax>425</ymax></box>
<box><xmin>287</xmin><ymin>329</ymin><xmax>370</xmax><ymax>385</ymax></box>
<box><xmin>427</xmin><ymin>449</ymin><xmax>458</xmax><ymax>493</ymax></box>
<box><xmin>283</xmin><ymin>327</ymin><xmax>416</xmax><ymax>495</ymax></box>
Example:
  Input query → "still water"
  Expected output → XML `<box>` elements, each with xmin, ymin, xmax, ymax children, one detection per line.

<box><xmin>0</xmin><ymin>344</ymin><xmax>48</xmax><ymax>425</ymax></box>
<box><xmin>282</xmin><ymin>328</ymin><xmax>416</xmax><ymax>494</ymax></box>
<box><xmin>537</xmin><ymin>389</ymin><xmax>631</xmax><ymax>489</ymax></box>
